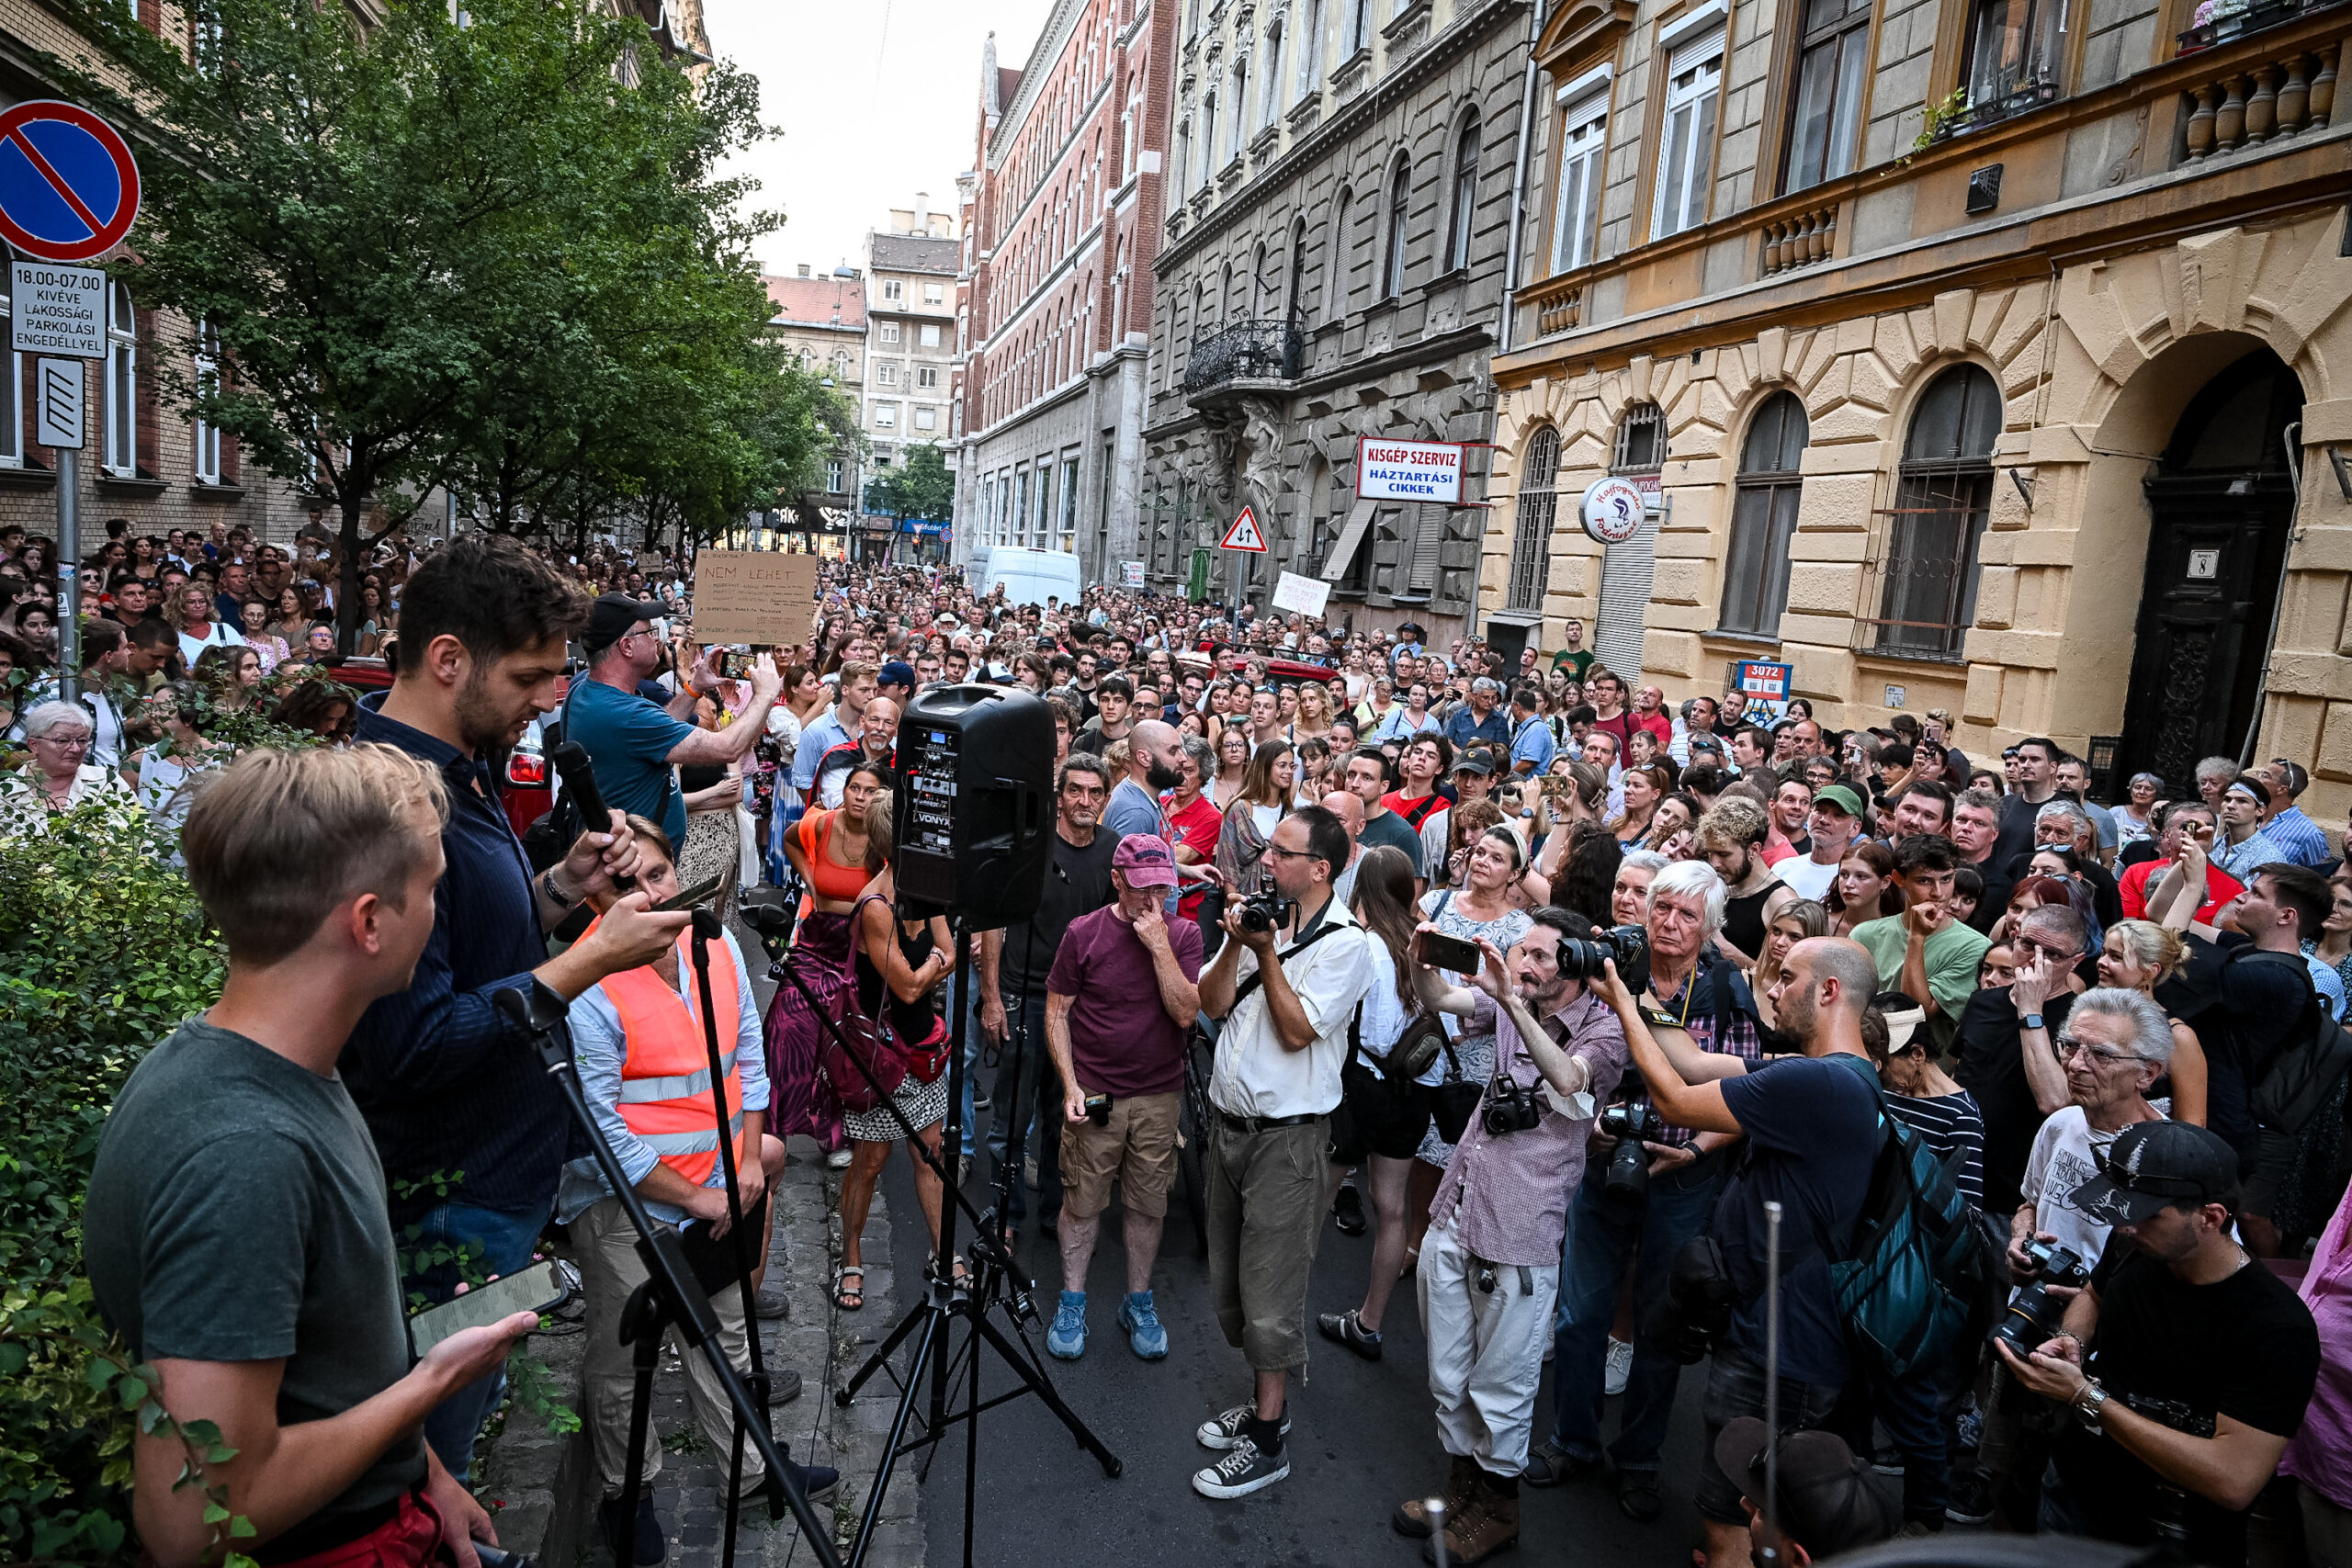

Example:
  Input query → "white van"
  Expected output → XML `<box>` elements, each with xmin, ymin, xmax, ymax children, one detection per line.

<box><xmin>973</xmin><ymin>545</ymin><xmax>1083</xmax><ymax>611</ymax></box>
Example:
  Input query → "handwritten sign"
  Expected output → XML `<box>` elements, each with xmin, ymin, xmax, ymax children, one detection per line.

<box><xmin>690</xmin><ymin>548</ymin><xmax>819</xmax><ymax>647</ymax></box>
<box><xmin>1272</xmin><ymin>570</ymin><xmax>1331</xmax><ymax>617</ymax></box>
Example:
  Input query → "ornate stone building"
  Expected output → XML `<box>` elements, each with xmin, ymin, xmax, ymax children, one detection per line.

<box><xmin>1141</xmin><ymin>0</ymin><xmax>1543</xmax><ymax>639</ymax></box>
<box><xmin>952</xmin><ymin>0</ymin><xmax>1174</xmax><ymax>584</ymax></box>
<box><xmin>1476</xmin><ymin>0</ymin><xmax>2352</xmax><ymax>810</ymax></box>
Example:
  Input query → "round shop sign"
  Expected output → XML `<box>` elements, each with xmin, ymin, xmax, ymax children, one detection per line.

<box><xmin>1579</xmin><ymin>476</ymin><xmax>1645</xmax><ymax>545</ymax></box>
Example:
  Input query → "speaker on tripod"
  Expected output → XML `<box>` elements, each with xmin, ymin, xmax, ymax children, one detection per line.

<box><xmin>893</xmin><ymin>684</ymin><xmax>1053</xmax><ymax>926</ymax></box>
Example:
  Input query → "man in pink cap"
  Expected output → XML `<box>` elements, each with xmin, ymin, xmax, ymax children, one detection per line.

<box><xmin>1040</xmin><ymin>834</ymin><xmax>1205</xmax><ymax>1363</ymax></box>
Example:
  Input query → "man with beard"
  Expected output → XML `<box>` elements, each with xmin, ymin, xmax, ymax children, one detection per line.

<box><xmin>347</xmin><ymin>539</ymin><xmax>687</xmax><ymax>1479</ymax></box>
<box><xmin>1104</xmin><ymin>719</ymin><xmax>1204</xmax><ymax>912</ymax></box>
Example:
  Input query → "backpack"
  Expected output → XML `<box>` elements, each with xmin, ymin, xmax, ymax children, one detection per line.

<box><xmin>1815</xmin><ymin>1053</ymin><xmax>1988</xmax><ymax>1381</ymax></box>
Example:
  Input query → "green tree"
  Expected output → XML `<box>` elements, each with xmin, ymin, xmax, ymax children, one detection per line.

<box><xmin>58</xmin><ymin>0</ymin><xmax>778</xmax><ymax>646</ymax></box>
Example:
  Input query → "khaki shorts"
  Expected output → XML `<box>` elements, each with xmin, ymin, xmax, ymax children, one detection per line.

<box><xmin>1058</xmin><ymin>1089</ymin><xmax>1182</xmax><ymax>1219</ymax></box>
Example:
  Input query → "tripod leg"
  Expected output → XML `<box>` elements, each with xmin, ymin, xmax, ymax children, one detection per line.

<box><xmin>845</xmin><ymin>1307</ymin><xmax>946</xmax><ymax>1568</ymax></box>
<box><xmin>836</xmin><ymin>1292</ymin><xmax>935</xmax><ymax>1404</ymax></box>
<box><xmin>965</xmin><ymin>1306</ymin><xmax>1125</xmax><ymax>1479</ymax></box>
<box><xmin>617</xmin><ymin>1283</ymin><xmax>666</xmax><ymax>1568</ymax></box>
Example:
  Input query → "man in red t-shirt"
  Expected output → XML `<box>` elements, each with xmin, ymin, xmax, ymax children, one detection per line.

<box><xmin>1167</xmin><ymin>736</ymin><xmax>1225</xmax><ymax>924</ymax></box>
<box><xmin>1382</xmin><ymin>733</ymin><xmax>1451</xmax><ymax>834</ymax></box>
<box><xmin>2118</xmin><ymin>802</ymin><xmax>2243</xmax><ymax>923</ymax></box>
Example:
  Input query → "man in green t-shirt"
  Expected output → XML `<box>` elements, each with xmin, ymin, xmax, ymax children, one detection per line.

<box><xmin>1548</xmin><ymin>616</ymin><xmax>1594</xmax><ymax>682</ymax></box>
<box><xmin>84</xmin><ymin>747</ymin><xmax>537</xmax><ymax>1568</ymax></box>
<box><xmin>1850</xmin><ymin>834</ymin><xmax>1988</xmax><ymax>1056</ymax></box>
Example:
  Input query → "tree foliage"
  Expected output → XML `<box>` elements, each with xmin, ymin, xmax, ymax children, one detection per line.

<box><xmin>865</xmin><ymin>443</ymin><xmax>955</xmax><ymax>522</ymax></box>
<box><xmin>55</xmin><ymin>0</ymin><xmax>833</xmax><ymax>639</ymax></box>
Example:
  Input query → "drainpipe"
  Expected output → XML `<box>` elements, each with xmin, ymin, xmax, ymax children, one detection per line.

<box><xmin>2239</xmin><ymin>421</ymin><xmax>2304</xmax><ymax>765</ymax></box>
<box><xmin>1496</xmin><ymin>0</ymin><xmax>1547</xmax><ymax>360</ymax></box>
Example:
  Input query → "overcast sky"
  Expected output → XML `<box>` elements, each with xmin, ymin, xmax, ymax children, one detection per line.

<box><xmin>705</xmin><ymin>0</ymin><xmax>1060</xmax><ymax>277</ymax></box>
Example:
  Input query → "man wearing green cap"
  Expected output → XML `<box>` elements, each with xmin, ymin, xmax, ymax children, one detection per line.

<box><xmin>1779</xmin><ymin>784</ymin><xmax>1865</xmax><ymax>902</ymax></box>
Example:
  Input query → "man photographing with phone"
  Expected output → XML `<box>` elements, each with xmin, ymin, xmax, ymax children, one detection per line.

<box><xmin>85</xmin><ymin>747</ymin><xmax>539</xmax><ymax>1568</ymax></box>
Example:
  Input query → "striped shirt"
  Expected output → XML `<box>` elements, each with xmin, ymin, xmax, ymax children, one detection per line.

<box><xmin>2265</xmin><ymin>806</ymin><xmax>2334</xmax><ymax>869</ymax></box>
<box><xmin>1883</xmin><ymin>1088</ymin><xmax>1987</xmax><ymax>1208</ymax></box>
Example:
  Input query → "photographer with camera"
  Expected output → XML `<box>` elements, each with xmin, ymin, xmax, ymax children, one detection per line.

<box><xmin>1997</xmin><ymin>1120</ymin><xmax>2318</xmax><ymax>1566</ymax></box>
<box><xmin>1530</xmin><ymin>861</ymin><xmax>1766</xmax><ymax>1521</ymax></box>
<box><xmin>1192</xmin><ymin>805</ymin><xmax>1376</xmax><ymax>1501</ymax></box>
<box><xmin>1584</xmin><ymin>934</ymin><xmax>1886</xmax><ymax>1568</ymax></box>
<box><xmin>1389</xmin><ymin>908</ymin><xmax>1628</xmax><ymax>1565</ymax></box>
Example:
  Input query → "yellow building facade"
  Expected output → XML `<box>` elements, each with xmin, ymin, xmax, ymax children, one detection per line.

<box><xmin>1477</xmin><ymin>0</ymin><xmax>2351</xmax><ymax>815</ymax></box>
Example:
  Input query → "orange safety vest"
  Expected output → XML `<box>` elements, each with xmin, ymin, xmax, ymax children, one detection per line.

<box><xmin>594</xmin><ymin>921</ymin><xmax>751</xmax><ymax>1189</ymax></box>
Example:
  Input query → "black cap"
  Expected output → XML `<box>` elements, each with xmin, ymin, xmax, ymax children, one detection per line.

<box><xmin>1712</xmin><ymin>1419</ymin><xmax>1894</xmax><ymax>1558</ymax></box>
<box><xmin>1453</xmin><ymin>749</ymin><xmax>1495</xmax><ymax>777</ymax></box>
<box><xmin>584</xmin><ymin>592</ymin><xmax>662</xmax><ymax>654</ymax></box>
<box><xmin>2067</xmin><ymin>1120</ymin><xmax>2241</xmax><ymax>1225</ymax></box>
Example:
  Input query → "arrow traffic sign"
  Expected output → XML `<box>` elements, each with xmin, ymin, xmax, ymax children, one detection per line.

<box><xmin>1218</xmin><ymin>505</ymin><xmax>1266</xmax><ymax>552</ymax></box>
<box><xmin>0</xmin><ymin>101</ymin><xmax>141</xmax><ymax>265</ymax></box>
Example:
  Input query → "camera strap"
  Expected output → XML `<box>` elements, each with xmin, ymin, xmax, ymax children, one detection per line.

<box><xmin>1227</xmin><ymin>917</ymin><xmax>1345</xmax><ymax>1010</ymax></box>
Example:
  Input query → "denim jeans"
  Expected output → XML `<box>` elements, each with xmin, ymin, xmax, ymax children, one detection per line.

<box><xmin>1548</xmin><ymin>1150</ymin><xmax>1726</xmax><ymax>1472</ymax></box>
<box><xmin>399</xmin><ymin>1197</ymin><xmax>550</xmax><ymax>1482</ymax></box>
<box><xmin>981</xmin><ymin>990</ymin><xmax>1060</xmax><ymax>1224</ymax></box>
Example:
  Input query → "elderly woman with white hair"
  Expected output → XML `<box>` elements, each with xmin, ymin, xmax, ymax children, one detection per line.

<box><xmin>4</xmin><ymin>699</ymin><xmax>130</xmax><ymax>829</ymax></box>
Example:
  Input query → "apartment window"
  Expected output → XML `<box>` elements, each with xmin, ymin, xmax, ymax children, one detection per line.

<box><xmin>883</xmin><ymin>279</ymin><xmax>904</xmax><ymax>301</ymax></box>
<box><xmin>1347</xmin><ymin>0</ymin><xmax>1372</xmax><ymax>54</ymax></box>
<box><xmin>826</xmin><ymin>457</ymin><xmax>844</xmax><ymax>492</ymax></box>
<box><xmin>192</xmin><ymin>319</ymin><xmax>223</xmax><ymax>485</ymax></box>
<box><xmin>1261</xmin><ymin>25</ymin><xmax>1284</xmax><ymax>129</ymax></box>
<box><xmin>1446</xmin><ymin>114</ymin><xmax>1480</xmax><ymax>271</ymax></box>
<box><xmin>1059</xmin><ymin>456</ymin><xmax>1080</xmax><ymax>550</ymax></box>
<box><xmin>914</xmin><ymin>407</ymin><xmax>937</xmax><ymax>430</ymax></box>
<box><xmin>1201</xmin><ymin>93</ymin><xmax>1219</xmax><ymax>182</ymax></box>
<box><xmin>1498</xmin><ymin>427</ymin><xmax>1559</xmax><ymax>611</ymax></box>
<box><xmin>1295</xmin><ymin>0</ymin><xmax>1324</xmax><ymax>101</ymax></box>
<box><xmin>1613</xmin><ymin>400</ymin><xmax>1665</xmax><ymax>472</ymax></box>
<box><xmin>874</xmin><ymin>403</ymin><xmax>897</xmax><ymax>428</ymax></box>
<box><xmin>1963</xmin><ymin>0</ymin><xmax>2066</xmax><ymax>113</ymax></box>
<box><xmin>876</xmin><ymin>362</ymin><xmax>899</xmax><ymax>387</ymax></box>
<box><xmin>1875</xmin><ymin>365</ymin><xmax>1999</xmax><ymax>659</ymax></box>
<box><xmin>0</xmin><ymin>270</ymin><xmax>20</xmax><ymax>468</ymax></box>
<box><xmin>923</xmin><ymin>282</ymin><xmax>944</xmax><ymax>304</ymax></box>
<box><xmin>1381</xmin><ymin>158</ymin><xmax>1408</xmax><ymax>299</ymax></box>
<box><xmin>1719</xmin><ymin>392</ymin><xmax>1808</xmax><ymax>637</ymax></box>
<box><xmin>917</xmin><ymin>365</ymin><xmax>940</xmax><ymax>389</ymax></box>
<box><xmin>879</xmin><ymin>322</ymin><xmax>900</xmax><ymax>344</ymax></box>
<box><xmin>1551</xmin><ymin>90</ymin><xmax>1609</xmax><ymax>273</ymax></box>
<box><xmin>1231</xmin><ymin>56</ymin><xmax>1251</xmax><ymax>158</ymax></box>
<box><xmin>1783</xmin><ymin>0</ymin><xmax>1871</xmax><ymax>192</ymax></box>
<box><xmin>103</xmin><ymin>281</ymin><xmax>137</xmax><ymax>477</ymax></box>
<box><xmin>1652</xmin><ymin>29</ymin><xmax>1724</xmax><ymax>240</ymax></box>
<box><xmin>920</xmin><ymin>322</ymin><xmax>942</xmax><ymax>348</ymax></box>
<box><xmin>1327</xmin><ymin>189</ymin><xmax>1351</xmax><ymax>319</ymax></box>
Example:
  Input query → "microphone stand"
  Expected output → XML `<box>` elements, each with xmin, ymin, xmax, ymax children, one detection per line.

<box><xmin>491</xmin><ymin>983</ymin><xmax>840</xmax><ymax>1568</ymax></box>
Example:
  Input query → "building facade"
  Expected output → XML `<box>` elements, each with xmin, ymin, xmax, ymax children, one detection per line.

<box><xmin>1137</xmin><ymin>0</ymin><xmax>1543</xmax><ymax>642</ymax></box>
<box><xmin>863</xmin><ymin>200</ymin><xmax>959</xmax><ymax>471</ymax></box>
<box><xmin>1476</xmin><ymin>0</ymin><xmax>2352</xmax><ymax>812</ymax></box>
<box><xmin>953</xmin><ymin>0</ymin><xmax>1173</xmax><ymax>584</ymax></box>
<box><xmin>761</xmin><ymin>267</ymin><xmax>867</xmax><ymax>552</ymax></box>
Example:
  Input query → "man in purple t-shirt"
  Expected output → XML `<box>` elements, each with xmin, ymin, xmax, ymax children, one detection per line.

<box><xmin>1041</xmin><ymin>835</ymin><xmax>1204</xmax><ymax>1363</ymax></box>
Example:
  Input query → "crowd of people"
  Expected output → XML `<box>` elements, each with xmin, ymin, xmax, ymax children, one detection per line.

<box><xmin>32</xmin><ymin>515</ymin><xmax>2352</xmax><ymax>1568</ymax></box>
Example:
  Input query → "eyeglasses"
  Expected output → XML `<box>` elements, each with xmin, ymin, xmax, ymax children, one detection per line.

<box><xmin>2056</xmin><ymin>1035</ymin><xmax>2152</xmax><ymax>1067</ymax></box>
<box><xmin>1267</xmin><ymin>845</ymin><xmax>1318</xmax><ymax>861</ymax></box>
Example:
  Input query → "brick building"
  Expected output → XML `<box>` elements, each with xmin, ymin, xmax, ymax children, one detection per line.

<box><xmin>951</xmin><ymin>0</ymin><xmax>1175</xmax><ymax>585</ymax></box>
<box><xmin>1475</xmin><ymin>0</ymin><xmax>2352</xmax><ymax>816</ymax></box>
<box><xmin>762</xmin><ymin>267</ymin><xmax>867</xmax><ymax>553</ymax></box>
<box><xmin>1137</xmin><ymin>0</ymin><xmax>1543</xmax><ymax>643</ymax></box>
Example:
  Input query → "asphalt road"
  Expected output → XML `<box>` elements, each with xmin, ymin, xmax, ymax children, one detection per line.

<box><xmin>869</xmin><ymin>1060</ymin><xmax>1716</xmax><ymax>1568</ymax></box>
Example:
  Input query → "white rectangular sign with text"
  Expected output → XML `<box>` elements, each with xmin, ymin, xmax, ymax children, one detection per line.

<box><xmin>1355</xmin><ymin>436</ymin><xmax>1465</xmax><ymax>503</ymax></box>
<box><xmin>11</xmin><ymin>262</ymin><xmax>107</xmax><ymax>357</ymax></box>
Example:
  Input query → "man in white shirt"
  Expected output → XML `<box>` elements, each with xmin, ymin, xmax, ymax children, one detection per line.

<box><xmin>1780</xmin><ymin>784</ymin><xmax>1865</xmax><ymax>902</ymax></box>
<box><xmin>1192</xmin><ymin>806</ymin><xmax>1374</xmax><ymax>1502</ymax></box>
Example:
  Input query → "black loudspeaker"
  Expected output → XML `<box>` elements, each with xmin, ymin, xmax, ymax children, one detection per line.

<box><xmin>893</xmin><ymin>684</ymin><xmax>1053</xmax><ymax>926</ymax></box>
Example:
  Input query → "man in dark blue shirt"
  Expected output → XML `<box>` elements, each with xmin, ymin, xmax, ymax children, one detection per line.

<box><xmin>345</xmin><ymin>538</ymin><xmax>688</xmax><ymax>1480</ymax></box>
<box><xmin>1442</xmin><ymin>677</ymin><xmax>1510</xmax><ymax>753</ymax></box>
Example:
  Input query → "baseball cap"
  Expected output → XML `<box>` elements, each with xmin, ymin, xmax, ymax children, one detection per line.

<box><xmin>1813</xmin><ymin>784</ymin><xmax>1866</xmax><ymax>818</ymax></box>
<box><xmin>1712</xmin><ymin>1419</ymin><xmax>1894</xmax><ymax>1559</ymax></box>
<box><xmin>2067</xmin><ymin>1120</ymin><xmax>2241</xmax><ymax>1226</ymax></box>
<box><xmin>1114</xmin><ymin>834</ymin><xmax>1178</xmax><ymax>887</ymax></box>
<box><xmin>1453</xmin><ymin>750</ymin><xmax>1495</xmax><ymax>777</ymax></box>
<box><xmin>879</xmin><ymin>660</ymin><xmax>917</xmax><ymax>690</ymax></box>
<box><xmin>584</xmin><ymin>592</ymin><xmax>662</xmax><ymax>654</ymax></box>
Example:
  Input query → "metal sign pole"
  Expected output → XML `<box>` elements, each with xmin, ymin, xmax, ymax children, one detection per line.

<box><xmin>34</xmin><ymin>355</ymin><xmax>88</xmax><ymax>703</ymax></box>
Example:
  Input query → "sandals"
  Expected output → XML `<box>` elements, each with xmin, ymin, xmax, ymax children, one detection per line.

<box><xmin>832</xmin><ymin>1264</ymin><xmax>865</xmax><ymax>1312</ymax></box>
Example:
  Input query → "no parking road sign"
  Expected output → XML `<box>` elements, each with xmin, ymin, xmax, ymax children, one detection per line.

<box><xmin>0</xmin><ymin>101</ymin><xmax>141</xmax><ymax>264</ymax></box>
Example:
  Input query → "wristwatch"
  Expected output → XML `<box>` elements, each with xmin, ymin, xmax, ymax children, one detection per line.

<box><xmin>2020</xmin><ymin>1012</ymin><xmax>2046</xmax><ymax>1032</ymax></box>
<box><xmin>2073</xmin><ymin>1378</ymin><xmax>2109</xmax><ymax>1436</ymax></box>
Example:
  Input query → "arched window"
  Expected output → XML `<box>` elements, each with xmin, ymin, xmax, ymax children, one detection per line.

<box><xmin>1326</xmin><ymin>188</ymin><xmax>1352</xmax><ymax>319</ymax></box>
<box><xmin>1251</xmin><ymin>242</ymin><xmax>1271</xmax><ymax>318</ymax></box>
<box><xmin>1284</xmin><ymin>217</ymin><xmax>1307</xmax><ymax>326</ymax></box>
<box><xmin>1447</xmin><ymin>113</ymin><xmax>1480</xmax><ymax>271</ymax></box>
<box><xmin>1719</xmin><ymin>392</ymin><xmax>1808</xmax><ymax>637</ymax></box>
<box><xmin>1875</xmin><ymin>364</ymin><xmax>2001</xmax><ymax>658</ymax></box>
<box><xmin>1382</xmin><ymin>156</ymin><xmax>1409</xmax><ymax>299</ymax></box>
<box><xmin>1506</xmin><ymin>426</ymin><xmax>1559</xmax><ymax>611</ymax></box>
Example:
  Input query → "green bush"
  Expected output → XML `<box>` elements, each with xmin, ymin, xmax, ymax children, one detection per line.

<box><xmin>0</xmin><ymin>796</ymin><xmax>227</xmax><ymax>1561</ymax></box>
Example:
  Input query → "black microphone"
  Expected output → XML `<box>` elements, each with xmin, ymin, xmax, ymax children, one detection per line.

<box><xmin>548</xmin><ymin>740</ymin><xmax>633</xmax><ymax>892</ymax></box>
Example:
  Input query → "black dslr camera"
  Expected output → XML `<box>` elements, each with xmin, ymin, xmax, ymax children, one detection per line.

<box><xmin>1556</xmin><ymin>924</ymin><xmax>1653</xmax><ymax>995</ymax></box>
<box><xmin>1482</xmin><ymin>1077</ymin><xmax>1544</xmax><ymax>1136</ymax></box>
<box><xmin>1236</xmin><ymin>886</ymin><xmax>1299</xmax><ymax>934</ymax></box>
<box><xmin>1992</xmin><ymin>1237</ymin><xmax>2093</xmax><ymax>1356</ymax></box>
<box><xmin>1599</xmin><ymin>1101</ymin><xmax>1667</xmax><ymax>1208</ymax></box>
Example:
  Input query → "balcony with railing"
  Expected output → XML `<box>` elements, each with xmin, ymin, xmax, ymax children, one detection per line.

<box><xmin>1182</xmin><ymin>319</ymin><xmax>1304</xmax><ymax>396</ymax></box>
<box><xmin>1504</xmin><ymin>0</ymin><xmax>2351</xmax><ymax>358</ymax></box>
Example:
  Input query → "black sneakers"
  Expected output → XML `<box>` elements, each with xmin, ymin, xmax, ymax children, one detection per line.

<box><xmin>1196</xmin><ymin>1402</ymin><xmax>1291</xmax><ymax>1450</ymax></box>
<box><xmin>1192</xmin><ymin>1437</ymin><xmax>1290</xmax><ymax>1498</ymax></box>
<box><xmin>1317</xmin><ymin>1308</ymin><xmax>1384</xmax><ymax>1361</ymax></box>
<box><xmin>1332</xmin><ymin>1183</ymin><xmax>1368</xmax><ymax>1235</ymax></box>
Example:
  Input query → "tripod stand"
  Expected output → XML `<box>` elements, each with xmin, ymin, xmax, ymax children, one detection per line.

<box><xmin>743</xmin><ymin>900</ymin><xmax>1120</xmax><ymax>1568</ymax></box>
<box><xmin>492</xmin><ymin>980</ymin><xmax>841</xmax><ymax>1568</ymax></box>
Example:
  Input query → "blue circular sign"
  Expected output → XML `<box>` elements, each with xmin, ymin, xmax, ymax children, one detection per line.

<box><xmin>0</xmin><ymin>101</ymin><xmax>141</xmax><ymax>264</ymax></box>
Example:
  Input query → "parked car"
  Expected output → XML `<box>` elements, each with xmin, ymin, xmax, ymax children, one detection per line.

<box><xmin>502</xmin><ymin>715</ymin><xmax>554</xmax><ymax>840</ymax></box>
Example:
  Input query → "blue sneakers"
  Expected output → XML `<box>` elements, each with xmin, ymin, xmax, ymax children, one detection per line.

<box><xmin>1046</xmin><ymin>1290</ymin><xmax>1088</xmax><ymax>1359</ymax></box>
<box><xmin>1120</xmin><ymin>1291</ymin><xmax>1169</xmax><ymax>1359</ymax></box>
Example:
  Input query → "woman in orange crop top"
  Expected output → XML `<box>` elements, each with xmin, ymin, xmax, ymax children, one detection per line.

<box><xmin>763</xmin><ymin>761</ymin><xmax>894</xmax><ymax>1165</ymax></box>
